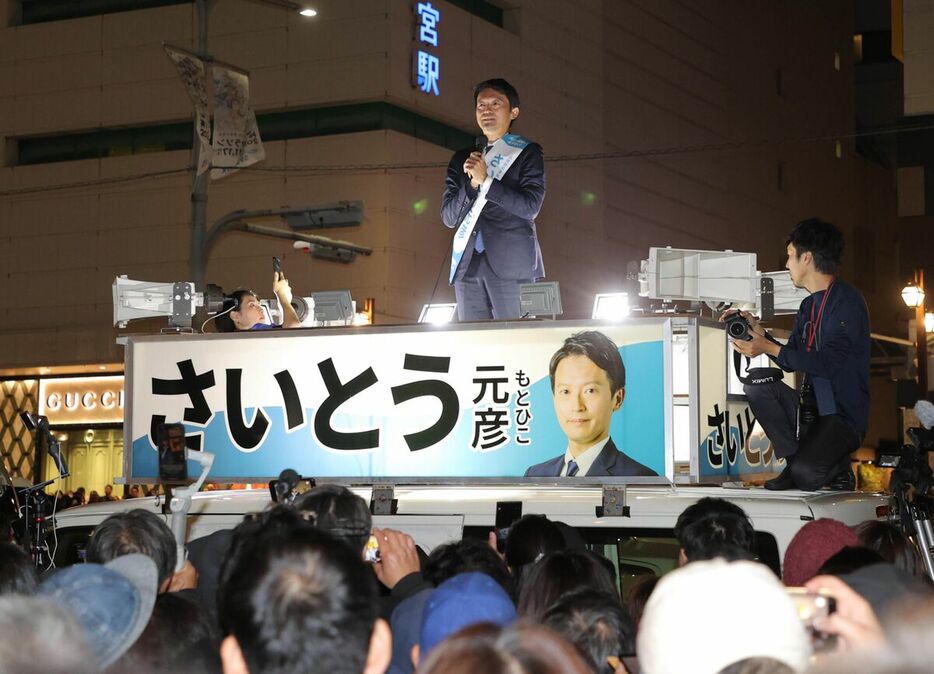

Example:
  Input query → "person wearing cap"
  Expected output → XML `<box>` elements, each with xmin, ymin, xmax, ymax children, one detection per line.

<box><xmin>388</xmin><ymin>538</ymin><xmax>512</xmax><ymax>674</ymax></box>
<box><xmin>0</xmin><ymin>595</ymin><xmax>96</xmax><ymax>674</ymax></box>
<box><xmin>524</xmin><ymin>331</ymin><xmax>657</xmax><ymax>477</ymax></box>
<box><xmin>636</xmin><ymin>559</ymin><xmax>811</xmax><ymax>674</ymax></box>
<box><xmin>782</xmin><ymin>518</ymin><xmax>860</xmax><ymax>587</ymax></box>
<box><xmin>38</xmin><ymin>554</ymin><xmax>159</xmax><ymax>670</ymax></box>
<box><xmin>411</xmin><ymin>571</ymin><xmax>517</xmax><ymax>668</ymax></box>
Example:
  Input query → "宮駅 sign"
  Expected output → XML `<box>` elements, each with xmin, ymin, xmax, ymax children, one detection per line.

<box><xmin>413</xmin><ymin>1</ymin><xmax>441</xmax><ymax>96</ymax></box>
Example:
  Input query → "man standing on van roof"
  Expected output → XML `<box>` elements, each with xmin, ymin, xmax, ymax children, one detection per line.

<box><xmin>442</xmin><ymin>78</ymin><xmax>545</xmax><ymax>321</ymax></box>
<box><xmin>524</xmin><ymin>331</ymin><xmax>657</xmax><ymax>478</ymax></box>
<box><xmin>727</xmin><ymin>218</ymin><xmax>870</xmax><ymax>491</ymax></box>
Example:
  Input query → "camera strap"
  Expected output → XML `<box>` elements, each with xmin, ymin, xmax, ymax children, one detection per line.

<box><xmin>733</xmin><ymin>349</ymin><xmax>784</xmax><ymax>386</ymax></box>
<box><xmin>806</xmin><ymin>281</ymin><xmax>834</xmax><ymax>352</ymax></box>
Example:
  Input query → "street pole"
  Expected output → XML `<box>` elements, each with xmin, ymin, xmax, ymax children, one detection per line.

<box><xmin>189</xmin><ymin>0</ymin><xmax>213</xmax><ymax>290</ymax></box>
<box><xmin>185</xmin><ymin>0</ymin><xmax>315</xmax><ymax>287</ymax></box>
<box><xmin>917</xmin><ymin>268</ymin><xmax>929</xmax><ymax>399</ymax></box>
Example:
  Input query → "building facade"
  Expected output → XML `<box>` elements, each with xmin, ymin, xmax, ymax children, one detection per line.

<box><xmin>0</xmin><ymin>0</ymin><xmax>921</xmax><ymax>482</ymax></box>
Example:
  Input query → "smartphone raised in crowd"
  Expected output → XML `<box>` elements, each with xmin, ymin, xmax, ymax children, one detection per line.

<box><xmin>364</xmin><ymin>535</ymin><xmax>381</xmax><ymax>563</ymax></box>
<box><xmin>787</xmin><ymin>587</ymin><xmax>837</xmax><ymax>653</ymax></box>
<box><xmin>156</xmin><ymin>422</ymin><xmax>188</xmax><ymax>485</ymax></box>
<box><xmin>494</xmin><ymin>501</ymin><xmax>523</xmax><ymax>554</ymax></box>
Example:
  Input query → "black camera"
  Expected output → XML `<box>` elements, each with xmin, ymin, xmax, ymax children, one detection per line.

<box><xmin>880</xmin><ymin>426</ymin><xmax>934</xmax><ymax>495</ymax></box>
<box><xmin>725</xmin><ymin>313</ymin><xmax>752</xmax><ymax>341</ymax></box>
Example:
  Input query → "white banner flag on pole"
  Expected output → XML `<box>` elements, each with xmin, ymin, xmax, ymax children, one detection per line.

<box><xmin>164</xmin><ymin>45</ymin><xmax>212</xmax><ymax>176</ymax></box>
<box><xmin>210</xmin><ymin>63</ymin><xmax>265</xmax><ymax>180</ymax></box>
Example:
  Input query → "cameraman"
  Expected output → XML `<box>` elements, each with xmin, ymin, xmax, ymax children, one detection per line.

<box><xmin>215</xmin><ymin>272</ymin><xmax>301</xmax><ymax>332</ymax></box>
<box><xmin>724</xmin><ymin>218</ymin><xmax>870</xmax><ymax>491</ymax></box>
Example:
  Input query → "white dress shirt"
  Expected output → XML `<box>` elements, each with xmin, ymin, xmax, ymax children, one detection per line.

<box><xmin>560</xmin><ymin>437</ymin><xmax>611</xmax><ymax>476</ymax></box>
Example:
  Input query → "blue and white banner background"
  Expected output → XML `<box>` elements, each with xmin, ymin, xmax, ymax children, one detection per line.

<box><xmin>698</xmin><ymin>400</ymin><xmax>784</xmax><ymax>477</ymax></box>
<box><xmin>126</xmin><ymin>321</ymin><xmax>670</xmax><ymax>481</ymax></box>
<box><xmin>696</xmin><ymin>323</ymin><xmax>784</xmax><ymax>478</ymax></box>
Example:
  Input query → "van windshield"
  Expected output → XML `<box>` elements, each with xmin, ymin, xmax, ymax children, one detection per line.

<box><xmin>465</xmin><ymin>525</ymin><xmax>780</xmax><ymax>599</ymax></box>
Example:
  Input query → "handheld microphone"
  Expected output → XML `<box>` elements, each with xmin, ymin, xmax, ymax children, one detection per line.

<box><xmin>452</xmin><ymin>136</ymin><xmax>490</xmax><ymax>229</ymax></box>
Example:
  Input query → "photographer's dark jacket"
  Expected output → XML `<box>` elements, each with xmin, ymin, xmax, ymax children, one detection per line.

<box><xmin>772</xmin><ymin>280</ymin><xmax>870</xmax><ymax>433</ymax></box>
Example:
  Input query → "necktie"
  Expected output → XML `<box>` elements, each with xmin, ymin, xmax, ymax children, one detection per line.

<box><xmin>566</xmin><ymin>460</ymin><xmax>579</xmax><ymax>477</ymax></box>
<box><xmin>474</xmin><ymin>230</ymin><xmax>485</xmax><ymax>253</ymax></box>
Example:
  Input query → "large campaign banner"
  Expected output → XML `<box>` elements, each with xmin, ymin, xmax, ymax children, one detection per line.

<box><xmin>125</xmin><ymin>321</ymin><xmax>672</xmax><ymax>482</ymax></box>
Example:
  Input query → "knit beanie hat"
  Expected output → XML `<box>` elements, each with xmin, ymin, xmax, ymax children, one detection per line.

<box><xmin>783</xmin><ymin>518</ymin><xmax>860</xmax><ymax>586</ymax></box>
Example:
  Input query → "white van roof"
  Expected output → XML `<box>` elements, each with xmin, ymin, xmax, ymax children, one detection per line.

<box><xmin>53</xmin><ymin>484</ymin><xmax>886</xmax><ymax>561</ymax></box>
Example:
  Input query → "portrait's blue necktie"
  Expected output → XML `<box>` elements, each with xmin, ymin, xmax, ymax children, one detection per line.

<box><xmin>566</xmin><ymin>460</ymin><xmax>579</xmax><ymax>477</ymax></box>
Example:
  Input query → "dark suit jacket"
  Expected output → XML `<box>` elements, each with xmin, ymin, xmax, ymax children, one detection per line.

<box><xmin>523</xmin><ymin>438</ymin><xmax>658</xmax><ymax>477</ymax></box>
<box><xmin>441</xmin><ymin>141</ymin><xmax>546</xmax><ymax>282</ymax></box>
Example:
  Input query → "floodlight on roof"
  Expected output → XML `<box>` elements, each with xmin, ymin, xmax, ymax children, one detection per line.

<box><xmin>311</xmin><ymin>290</ymin><xmax>354</xmax><ymax>326</ymax></box>
<box><xmin>519</xmin><ymin>282</ymin><xmax>562</xmax><ymax>319</ymax></box>
<box><xmin>592</xmin><ymin>293</ymin><xmax>630</xmax><ymax>321</ymax></box>
<box><xmin>418</xmin><ymin>304</ymin><xmax>457</xmax><ymax>325</ymax></box>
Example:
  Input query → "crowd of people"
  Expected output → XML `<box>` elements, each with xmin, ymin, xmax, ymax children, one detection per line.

<box><xmin>52</xmin><ymin>484</ymin><xmax>122</xmax><ymax>510</ymax></box>
<box><xmin>52</xmin><ymin>483</ymin><xmax>257</xmax><ymax>510</ymax></box>
<box><xmin>1</xmin><ymin>490</ymin><xmax>932</xmax><ymax>674</ymax></box>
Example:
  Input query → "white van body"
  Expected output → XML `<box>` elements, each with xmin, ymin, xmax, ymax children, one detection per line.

<box><xmin>50</xmin><ymin>484</ymin><xmax>888</xmax><ymax>576</ymax></box>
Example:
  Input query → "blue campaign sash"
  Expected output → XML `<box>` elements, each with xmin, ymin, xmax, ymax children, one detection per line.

<box><xmin>449</xmin><ymin>133</ymin><xmax>530</xmax><ymax>283</ymax></box>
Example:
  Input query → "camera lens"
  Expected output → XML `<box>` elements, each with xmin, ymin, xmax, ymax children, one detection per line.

<box><xmin>728</xmin><ymin>321</ymin><xmax>746</xmax><ymax>337</ymax></box>
<box><xmin>726</xmin><ymin>315</ymin><xmax>750</xmax><ymax>340</ymax></box>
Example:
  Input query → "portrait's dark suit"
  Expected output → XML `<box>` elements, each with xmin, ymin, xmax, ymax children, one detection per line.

<box><xmin>442</xmin><ymin>142</ymin><xmax>545</xmax><ymax>320</ymax></box>
<box><xmin>523</xmin><ymin>438</ymin><xmax>658</xmax><ymax>477</ymax></box>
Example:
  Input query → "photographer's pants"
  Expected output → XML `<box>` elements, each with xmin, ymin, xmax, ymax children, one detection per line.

<box><xmin>743</xmin><ymin>382</ymin><xmax>799</xmax><ymax>459</ymax></box>
<box><xmin>744</xmin><ymin>382</ymin><xmax>858</xmax><ymax>490</ymax></box>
